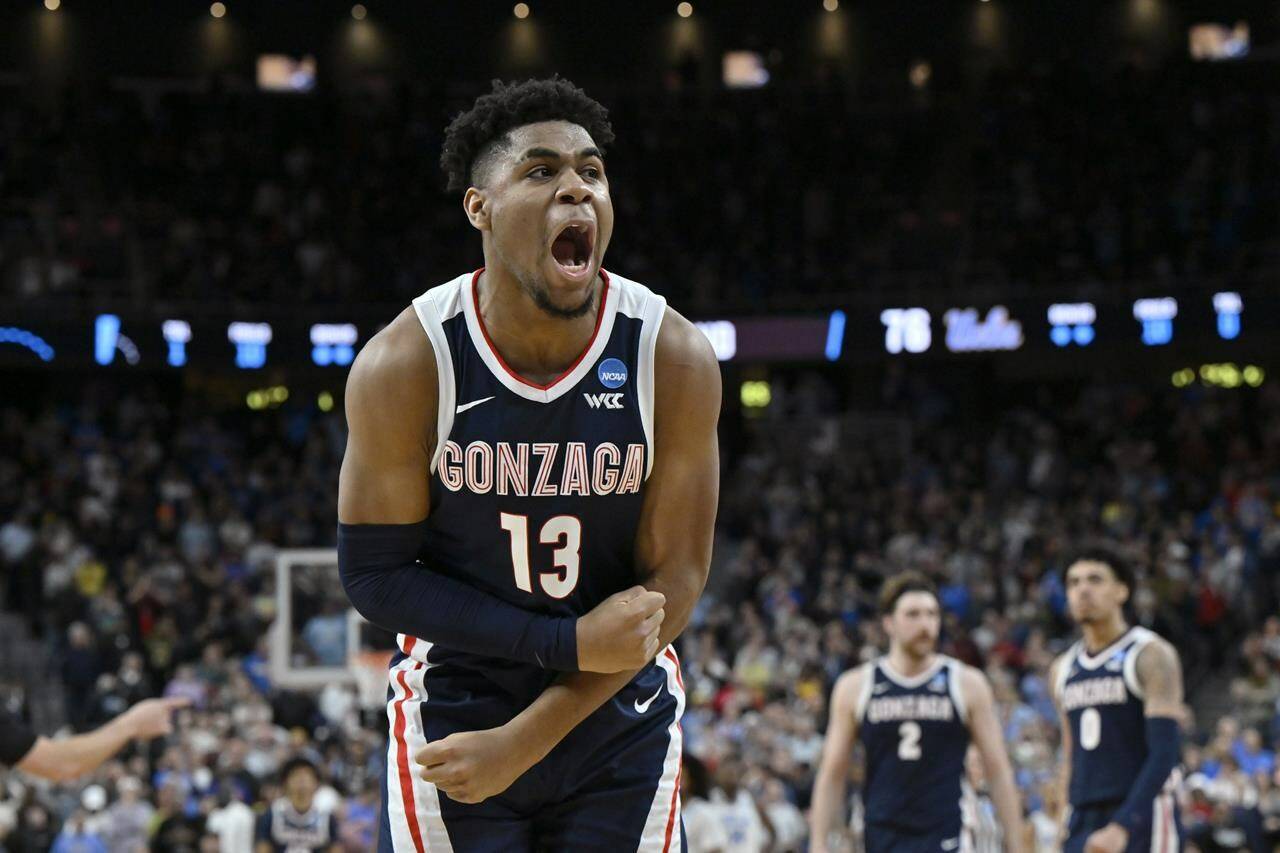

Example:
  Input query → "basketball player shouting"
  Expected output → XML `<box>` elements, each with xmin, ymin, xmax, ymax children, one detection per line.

<box><xmin>337</xmin><ymin>77</ymin><xmax>720</xmax><ymax>852</ymax></box>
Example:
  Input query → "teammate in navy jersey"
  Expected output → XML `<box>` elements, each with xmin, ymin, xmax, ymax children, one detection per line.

<box><xmin>810</xmin><ymin>572</ymin><xmax>1025</xmax><ymax>853</ymax></box>
<box><xmin>1050</xmin><ymin>547</ymin><xmax>1185</xmax><ymax>853</ymax></box>
<box><xmin>337</xmin><ymin>77</ymin><xmax>720</xmax><ymax>852</ymax></box>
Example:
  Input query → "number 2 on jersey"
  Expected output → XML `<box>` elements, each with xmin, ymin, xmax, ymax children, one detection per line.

<box><xmin>897</xmin><ymin>721</ymin><xmax>922</xmax><ymax>761</ymax></box>
<box><xmin>499</xmin><ymin>513</ymin><xmax>581</xmax><ymax>598</ymax></box>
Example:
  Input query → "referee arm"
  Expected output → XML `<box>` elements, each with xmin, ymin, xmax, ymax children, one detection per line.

<box><xmin>7</xmin><ymin>697</ymin><xmax>189</xmax><ymax>783</ymax></box>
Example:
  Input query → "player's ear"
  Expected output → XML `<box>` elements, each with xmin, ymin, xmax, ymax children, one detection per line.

<box><xmin>463</xmin><ymin>187</ymin><xmax>490</xmax><ymax>232</ymax></box>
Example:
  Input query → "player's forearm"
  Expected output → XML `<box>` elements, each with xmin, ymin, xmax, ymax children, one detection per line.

<box><xmin>807</xmin><ymin>770</ymin><xmax>848</xmax><ymax>853</ymax></box>
<box><xmin>1108</xmin><ymin>716</ymin><xmax>1180</xmax><ymax>834</ymax></box>
<box><xmin>337</xmin><ymin>522</ymin><xmax>578</xmax><ymax>669</ymax></box>
<box><xmin>23</xmin><ymin>715</ymin><xmax>136</xmax><ymax>782</ymax></box>
<box><xmin>987</xmin><ymin>764</ymin><xmax>1026</xmax><ymax>853</ymax></box>
<box><xmin>505</xmin><ymin>565</ymin><xmax>703</xmax><ymax>765</ymax></box>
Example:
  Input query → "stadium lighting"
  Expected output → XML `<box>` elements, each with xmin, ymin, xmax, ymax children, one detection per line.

<box><xmin>677</xmin><ymin>2</ymin><xmax>693</xmax><ymax>18</ymax></box>
<box><xmin>513</xmin><ymin>3</ymin><xmax>529</xmax><ymax>18</ymax></box>
<box><xmin>210</xmin><ymin>2</ymin><xmax>226</xmax><ymax>18</ymax></box>
<box><xmin>351</xmin><ymin>4</ymin><xmax>367</xmax><ymax>20</ymax></box>
<box><xmin>44</xmin><ymin>0</ymin><xmax>60</xmax><ymax>11</ymax></box>
<box><xmin>823</xmin><ymin>0</ymin><xmax>839</xmax><ymax>10</ymax></box>
<box><xmin>909</xmin><ymin>60</ymin><xmax>932</xmax><ymax>89</ymax></box>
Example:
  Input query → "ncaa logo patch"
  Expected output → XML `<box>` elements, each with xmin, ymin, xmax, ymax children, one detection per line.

<box><xmin>597</xmin><ymin>357</ymin><xmax>628</xmax><ymax>389</ymax></box>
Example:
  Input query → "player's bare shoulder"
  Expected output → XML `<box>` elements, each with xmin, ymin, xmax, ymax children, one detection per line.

<box><xmin>345</xmin><ymin>307</ymin><xmax>439</xmax><ymax>440</ymax></box>
<box><xmin>1134</xmin><ymin>633</ymin><xmax>1184</xmax><ymax>712</ymax></box>
<box><xmin>338</xmin><ymin>307</ymin><xmax>441</xmax><ymax>523</ymax></box>
<box><xmin>653</xmin><ymin>307</ymin><xmax>721</xmax><ymax>413</ymax></box>
<box><xmin>831</xmin><ymin>662</ymin><xmax>872</xmax><ymax>715</ymax></box>
<box><xmin>1047</xmin><ymin>648</ymin><xmax>1075</xmax><ymax>705</ymax></box>
<box><xmin>955</xmin><ymin>660</ymin><xmax>992</xmax><ymax>700</ymax></box>
<box><xmin>348</xmin><ymin>307</ymin><xmax>438</xmax><ymax>403</ymax></box>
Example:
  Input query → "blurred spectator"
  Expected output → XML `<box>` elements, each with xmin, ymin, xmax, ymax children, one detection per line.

<box><xmin>708</xmin><ymin>758</ymin><xmax>772</xmax><ymax>852</ymax></box>
<box><xmin>1231</xmin><ymin>656</ymin><xmax>1280</xmax><ymax>733</ymax></box>
<box><xmin>96</xmin><ymin>776</ymin><xmax>153</xmax><ymax>852</ymax></box>
<box><xmin>206</xmin><ymin>785</ymin><xmax>256</xmax><ymax>853</ymax></box>
<box><xmin>1027</xmin><ymin>779</ymin><xmax>1066</xmax><ymax>853</ymax></box>
<box><xmin>681</xmin><ymin>755</ymin><xmax>730</xmax><ymax>853</ymax></box>
<box><xmin>49</xmin><ymin>809</ymin><xmax>107</xmax><ymax>853</ymax></box>
<box><xmin>253</xmin><ymin>758</ymin><xmax>339</xmax><ymax>853</ymax></box>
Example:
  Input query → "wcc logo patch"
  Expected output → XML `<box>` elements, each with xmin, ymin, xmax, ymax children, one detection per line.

<box><xmin>597</xmin><ymin>358</ymin><xmax>628</xmax><ymax>389</ymax></box>
<box><xmin>585</xmin><ymin>392</ymin><xmax>624</xmax><ymax>409</ymax></box>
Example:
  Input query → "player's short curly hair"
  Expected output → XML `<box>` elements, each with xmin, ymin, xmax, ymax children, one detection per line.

<box><xmin>1064</xmin><ymin>543</ymin><xmax>1134</xmax><ymax>589</ymax></box>
<box><xmin>439</xmin><ymin>76</ymin><xmax>615</xmax><ymax>194</ymax></box>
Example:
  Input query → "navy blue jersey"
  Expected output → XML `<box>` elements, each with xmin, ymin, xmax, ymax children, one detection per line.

<box><xmin>857</xmin><ymin>656</ymin><xmax>970</xmax><ymax>833</ymax></box>
<box><xmin>398</xmin><ymin>268</ymin><xmax>666</xmax><ymax>715</ymax></box>
<box><xmin>255</xmin><ymin>799</ymin><xmax>338</xmax><ymax>852</ymax></box>
<box><xmin>1057</xmin><ymin>626</ymin><xmax>1168</xmax><ymax>807</ymax></box>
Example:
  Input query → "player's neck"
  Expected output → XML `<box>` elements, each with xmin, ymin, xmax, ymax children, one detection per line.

<box><xmin>475</xmin><ymin>267</ymin><xmax>604</xmax><ymax>382</ymax></box>
<box><xmin>887</xmin><ymin>646</ymin><xmax>936</xmax><ymax>679</ymax></box>
<box><xmin>1081</xmin><ymin>615</ymin><xmax>1130</xmax><ymax>654</ymax></box>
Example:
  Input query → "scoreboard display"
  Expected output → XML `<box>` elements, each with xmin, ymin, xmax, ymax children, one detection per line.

<box><xmin>0</xmin><ymin>289</ymin><xmax>1272</xmax><ymax>371</ymax></box>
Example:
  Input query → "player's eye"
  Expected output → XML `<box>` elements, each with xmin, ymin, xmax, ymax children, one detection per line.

<box><xmin>581</xmin><ymin>167</ymin><xmax>601</xmax><ymax>179</ymax></box>
<box><xmin>528</xmin><ymin>166</ymin><xmax>553</xmax><ymax>179</ymax></box>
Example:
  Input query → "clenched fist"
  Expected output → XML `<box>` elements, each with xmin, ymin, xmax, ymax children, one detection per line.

<box><xmin>575</xmin><ymin>585</ymin><xmax>666</xmax><ymax>672</ymax></box>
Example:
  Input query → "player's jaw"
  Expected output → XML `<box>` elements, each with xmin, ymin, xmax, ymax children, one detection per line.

<box><xmin>897</xmin><ymin>629</ymin><xmax>937</xmax><ymax>660</ymax></box>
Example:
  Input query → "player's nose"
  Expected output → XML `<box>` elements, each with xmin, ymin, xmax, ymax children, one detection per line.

<box><xmin>556</xmin><ymin>176</ymin><xmax>594</xmax><ymax>205</ymax></box>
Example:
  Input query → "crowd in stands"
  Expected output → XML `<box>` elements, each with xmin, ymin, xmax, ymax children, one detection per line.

<box><xmin>2</xmin><ymin>60</ymin><xmax>1277</xmax><ymax>313</ymax></box>
<box><xmin>0</xmin><ymin>366</ymin><xmax>1277</xmax><ymax>851</ymax></box>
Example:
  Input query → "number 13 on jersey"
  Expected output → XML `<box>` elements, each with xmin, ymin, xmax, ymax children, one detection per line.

<box><xmin>500</xmin><ymin>513</ymin><xmax>582</xmax><ymax>598</ymax></box>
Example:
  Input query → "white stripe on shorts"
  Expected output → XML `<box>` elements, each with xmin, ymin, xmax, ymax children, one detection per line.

<box><xmin>385</xmin><ymin>655</ymin><xmax>453</xmax><ymax>852</ymax></box>
<box><xmin>636</xmin><ymin>646</ymin><xmax>686</xmax><ymax>852</ymax></box>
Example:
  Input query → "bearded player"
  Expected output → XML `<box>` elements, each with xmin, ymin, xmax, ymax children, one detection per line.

<box><xmin>809</xmin><ymin>572</ymin><xmax>1025</xmax><ymax>853</ymax></box>
<box><xmin>338</xmin><ymin>77</ymin><xmax>720</xmax><ymax>851</ymax></box>
<box><xmin>1050</xmin><ymin>547</ymin><xmax>1184</xmax><ymax>853</ymax></box>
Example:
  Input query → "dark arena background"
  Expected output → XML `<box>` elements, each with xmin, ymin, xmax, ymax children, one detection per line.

<box><xmin>1</xmin><ymin>1</ymin><xmax>1279</xmax><ymax>851</ymax></box>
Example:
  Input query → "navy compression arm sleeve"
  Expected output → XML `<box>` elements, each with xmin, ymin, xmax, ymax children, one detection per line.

<box><xmin>337</xmin><ymin>522</ymin><xmax>578</xmax><ymax>670</ymax></box>
<box><xmin>1110</xmin><ymin>716</ymin><xmax>1181</xmax><ymax>835</ymax></box>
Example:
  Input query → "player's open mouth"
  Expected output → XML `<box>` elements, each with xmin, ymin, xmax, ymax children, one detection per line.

<box><xmin>550</xmin><ymin>220</ymin><xmax>595</xmax><ymax>281</ymax></box>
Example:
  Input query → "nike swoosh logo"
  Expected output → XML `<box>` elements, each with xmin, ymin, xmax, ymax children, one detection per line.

<box><xmin>455</xmin><ymin>396</ymin><xmax>495</xmax><ymax>414</ymax></box>
<box><xmin>873</xmin><ymin>683</ymin><xmax>890</xmax><ymax>694</ymax></box>
<box><xmin>634</xmin><ymin>685</ymin><xmax>664</xmax><ymax>714</ymax></box>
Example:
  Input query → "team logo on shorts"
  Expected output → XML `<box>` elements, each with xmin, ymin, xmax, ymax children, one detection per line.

<box><xmin>598</xmin><ymin>358</ymin><xmax>628</xmax><ymax>389</ymax></box>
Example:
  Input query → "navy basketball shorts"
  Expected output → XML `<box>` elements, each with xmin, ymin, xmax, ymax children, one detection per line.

<box><xmin>1063</xmin><ymin>794</ymin><xmax>1183</xmax><ymax>853</ymax></box>
<box><xmin>864</xmin><ymin>820</ymin><xmax>966</xmax><ymax>853</ymax></box>
<box><xmin>378</xmin><ymin>644</ymin><xmax>687</xmax><ymax>852</ymax></box>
